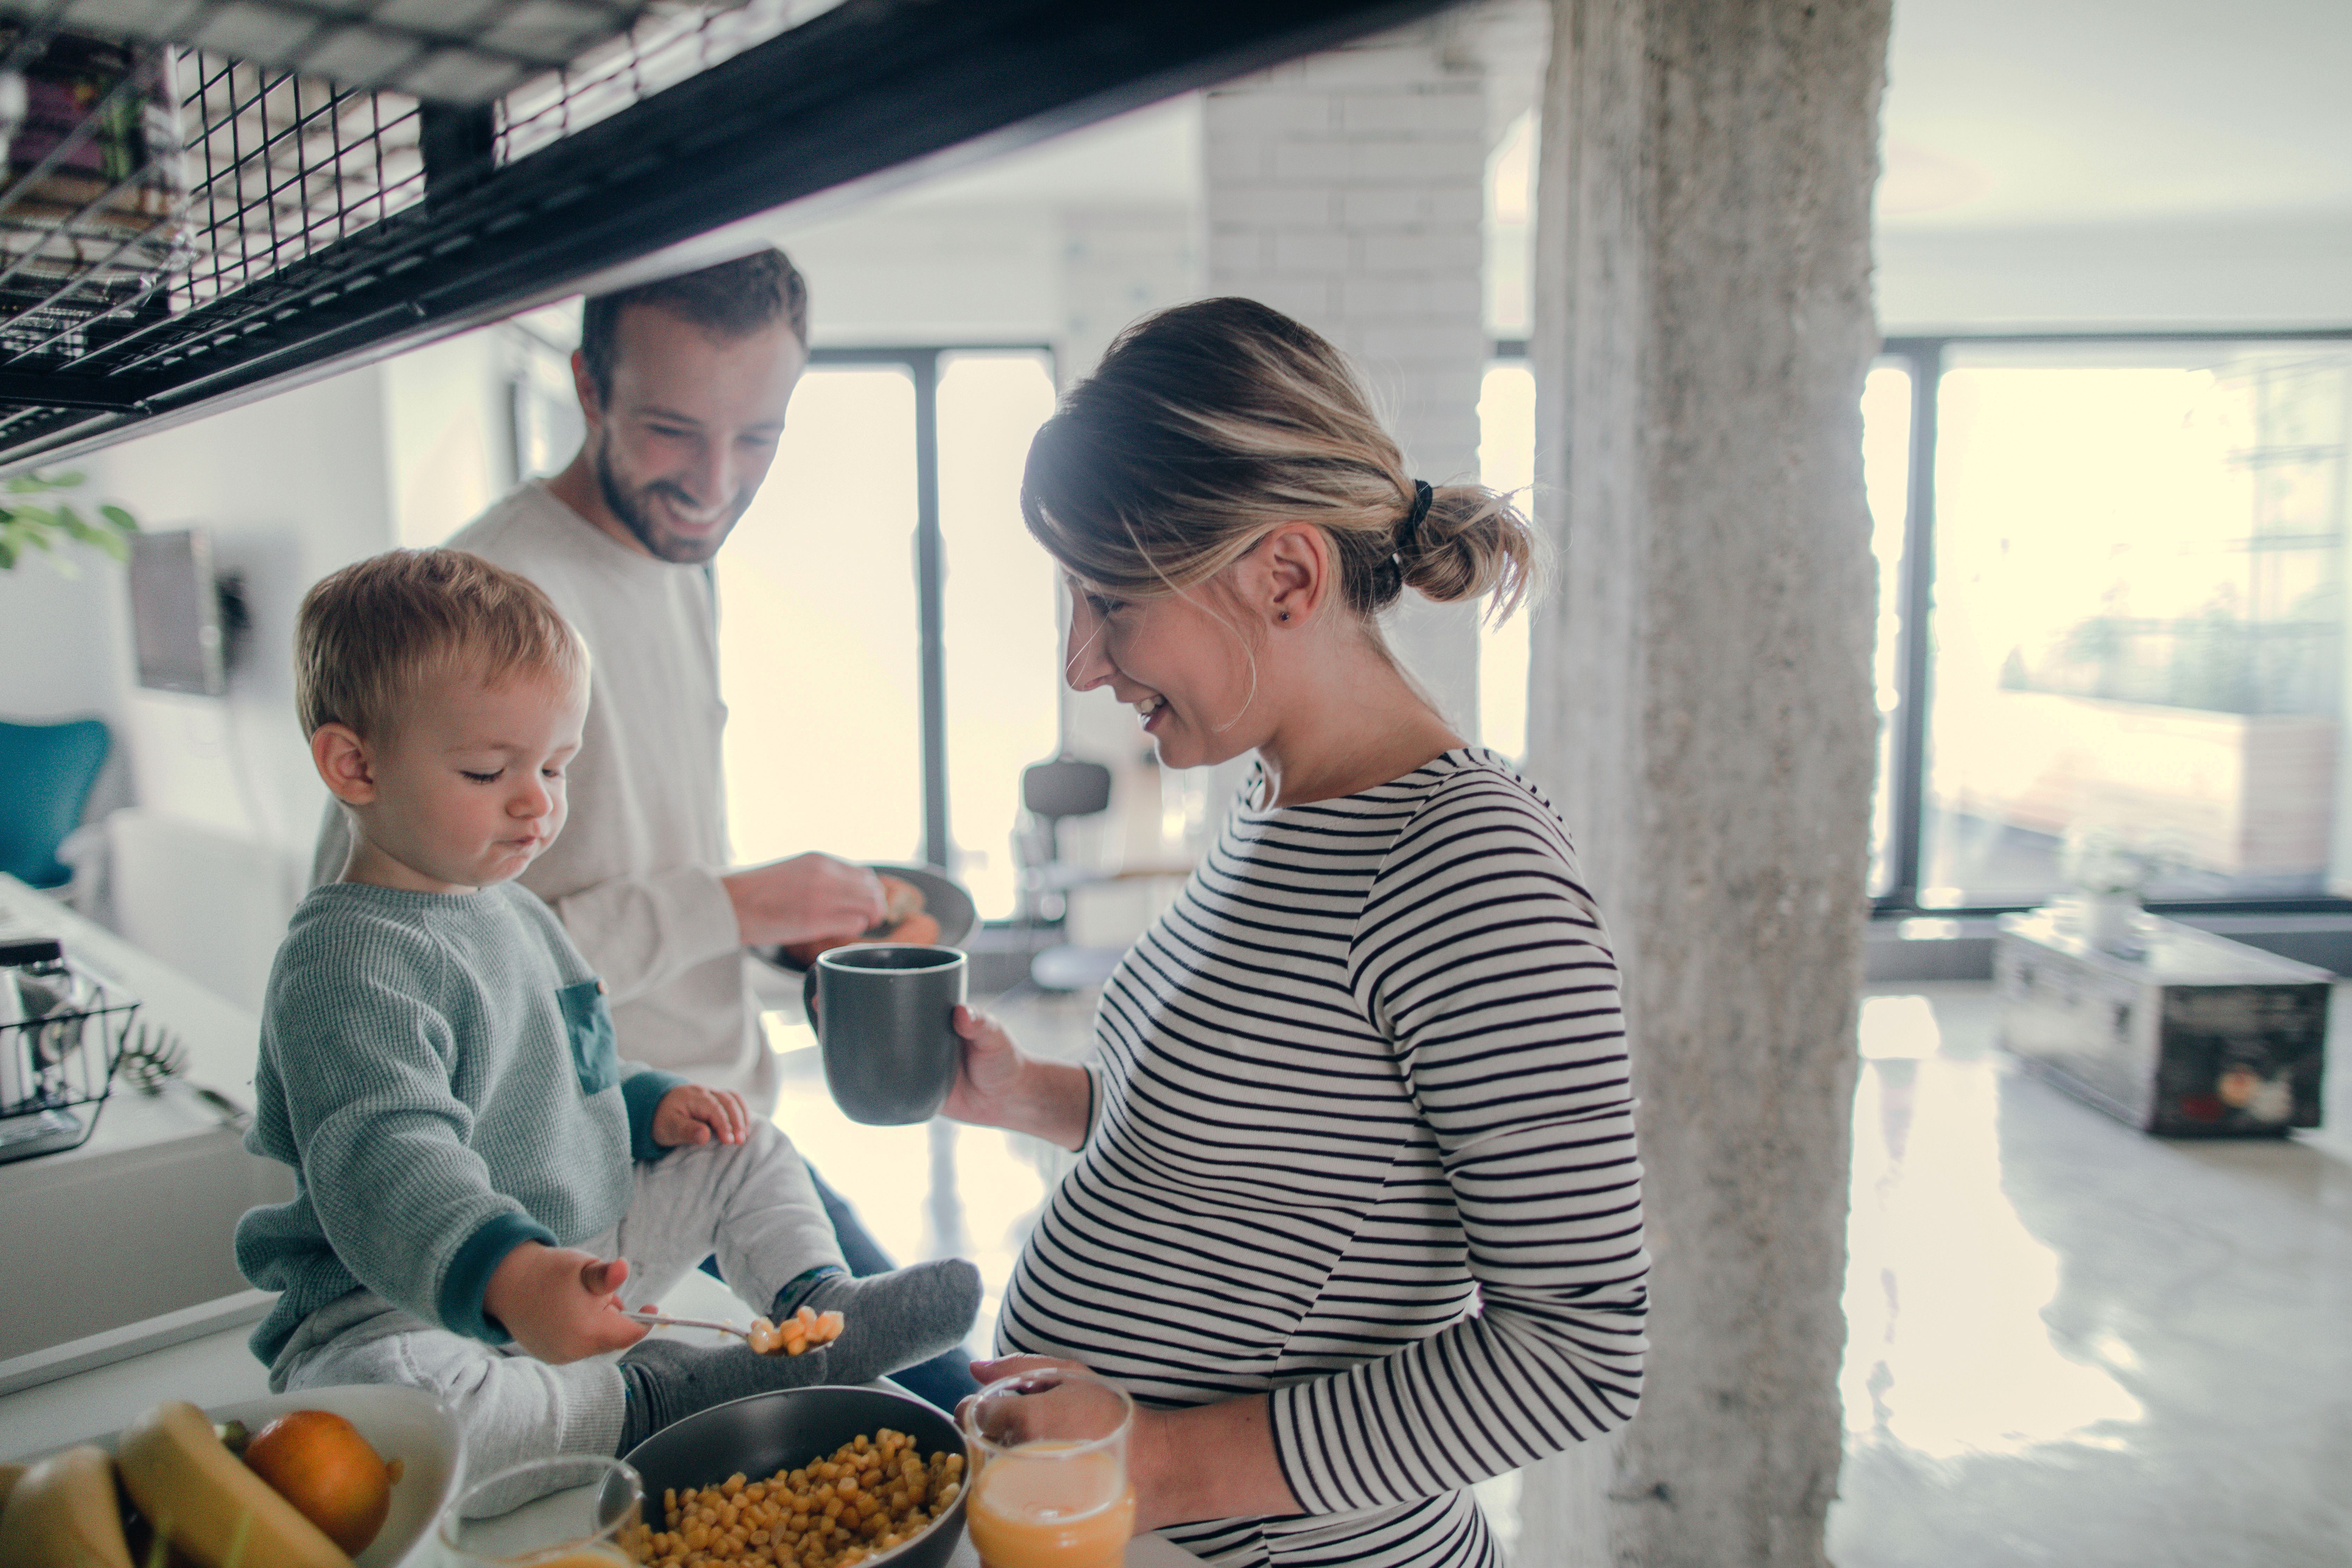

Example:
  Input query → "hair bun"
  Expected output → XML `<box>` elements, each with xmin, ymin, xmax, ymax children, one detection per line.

<box><xmin>1400</xmin><ymin>482</ymin><xmax>1539</xmax><ymax>619</ymax></box>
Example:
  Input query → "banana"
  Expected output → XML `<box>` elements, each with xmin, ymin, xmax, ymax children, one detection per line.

<box><xmin>114</xmin><ymin>1401</ymin><xmax>353</xmax><ymax>1568</ymax></box>
<box><xmin>0</xmin><ymin>1461</ymin><xmax>24</xmax><ymax>1512</ymax></box>
<box><xmin>0</xmin><ymin>1445</ymin><xmax>136</xmax><ymax>1568</ymax></box>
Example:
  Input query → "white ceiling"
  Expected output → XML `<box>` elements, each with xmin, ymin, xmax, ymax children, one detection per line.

<box><xmin>859</xmin><ymin>95</ymin><xmax>1205</xmax><ymax>214</ymax></box>
<box><xmin>1879</xmin><ymin>0</ymin><xmax>2352</xmax><ymax>231</ymax></box>
<box><xmin>850</xmin><ymin>0</ymin><xmax>2352</xmax><ymax>240</ymax></box>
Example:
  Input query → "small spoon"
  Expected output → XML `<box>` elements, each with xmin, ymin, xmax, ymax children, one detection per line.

<box><xmin>622</xmin><ymin>1309</ymin><xmax>757</xmax><ymax>1344</ymax></box>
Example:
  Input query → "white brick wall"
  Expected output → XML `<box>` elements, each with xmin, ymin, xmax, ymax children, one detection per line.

<box><xmin>1203</xmin><ymin>24</ymin><xmax>1492</xmax><ymax>734</ymax></box>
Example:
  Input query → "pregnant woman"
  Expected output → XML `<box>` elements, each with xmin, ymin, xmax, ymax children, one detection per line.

<box><xmin>945</xmin><ymin>298</ymin><xmax>1648</xmax><ymax>1568</ymax></box>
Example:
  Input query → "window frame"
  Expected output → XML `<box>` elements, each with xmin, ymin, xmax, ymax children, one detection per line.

<box><xmin>803</xmin><ymin>343</ymin><xmax>1057</xmax><ymax>878</ymax></box>
<box><xmin>1871</xmin><ymin>328</ymin><xmax>2352</xmax><ymax>920</ymax></box>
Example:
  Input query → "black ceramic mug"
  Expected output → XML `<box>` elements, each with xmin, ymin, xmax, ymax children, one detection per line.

<box><xmin>802</xmin><ymin>944</ymin><xmax>967</xmax><ymax>1125</ymax></box>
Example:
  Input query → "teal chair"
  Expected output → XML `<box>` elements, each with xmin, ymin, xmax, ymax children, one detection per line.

<box><xmin>0</xmin><ymin>718</ymin><xmax>110</xmax><ymax>889</ymax></box>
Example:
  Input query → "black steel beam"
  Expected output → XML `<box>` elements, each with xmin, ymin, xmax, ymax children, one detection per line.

<box><xmin>0</xmin><ymin>0</ymin><xmax>1452</xmax><ymax>471</ymax></box>
<box><xmin>0</xmin><ymin>371</ymin><xmax>160</xmax><ymax>410</ymax></box>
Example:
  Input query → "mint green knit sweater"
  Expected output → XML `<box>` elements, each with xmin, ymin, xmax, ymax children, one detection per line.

<box><xmin>236</xmin><ymin>881</ymin><xmax>684</xmax><ymax>1365</ymax></box>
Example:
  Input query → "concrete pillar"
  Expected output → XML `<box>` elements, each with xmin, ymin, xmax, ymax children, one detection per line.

<box><xmin>1201</xmin><ymin>28</ymin><xmax>1490</xmax><ymax>737</ymax></box>
<box><xmin>1515</xmin><ymin>0</ymin><xmax>1888</xmax><ymax>1563</ymax></box>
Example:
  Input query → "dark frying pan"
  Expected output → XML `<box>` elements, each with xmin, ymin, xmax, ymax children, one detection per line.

<box><xmin>624</xmin><ymin>1385</ymin><xmax>971</xmax><ymax>1568</ymax></box>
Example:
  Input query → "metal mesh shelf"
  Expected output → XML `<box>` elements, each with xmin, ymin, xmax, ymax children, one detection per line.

<box><xmin>0</xmin><ymin>0</ymin><xmax>1443</xmax><ymax>470</ymax></box>
<box><xmin>0</xmin><ymin>0</ymin><xmax>670</xmax><ymax>102</ymax></box>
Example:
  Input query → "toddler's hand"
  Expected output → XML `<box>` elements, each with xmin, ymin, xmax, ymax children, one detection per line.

<box><xmin>483</xmin><ymin>1242</ymin><xmax>646</xmax><ymax>1364</ymax></box>
<box><xmin>654</xmin><ymin>1083</ymin><xmax>750</xmax><ymax>1147</ymax></box>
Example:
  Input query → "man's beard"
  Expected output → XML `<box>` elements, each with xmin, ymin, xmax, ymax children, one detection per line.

<box><xmin>593</xmin><ymin>435</ymin><xmax>751</xmax><ymax>565</ymax></box>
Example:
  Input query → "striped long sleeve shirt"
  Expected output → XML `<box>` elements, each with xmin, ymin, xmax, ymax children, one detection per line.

<box><xmin>996</xmin><ymin>749</ymin><xmax>1649</xmax><ymax>1568</ymax></box>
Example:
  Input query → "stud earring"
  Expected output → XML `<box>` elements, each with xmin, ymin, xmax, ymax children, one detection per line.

<box><xmin>1279</xmin><ymin>611</ymin><xmax>1290</xmax><ymax>622</ymax></box>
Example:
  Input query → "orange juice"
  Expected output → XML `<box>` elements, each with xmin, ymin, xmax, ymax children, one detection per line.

<box><xmin>966</xmin><ymin>1443</ymin><xmax>1135</xmax><ymax>1568</ymax></box>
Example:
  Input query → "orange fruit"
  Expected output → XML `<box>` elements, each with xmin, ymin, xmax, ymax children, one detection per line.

<box><xmin>240</xmin><ymin>1409</ymin><xmax>394</xmax><ymax>1556</ymax></box>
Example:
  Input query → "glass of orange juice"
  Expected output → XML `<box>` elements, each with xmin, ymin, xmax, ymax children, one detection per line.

<box><xmin>439</xmin><ymin>1454</ymin><xmax>645</xmax><ymax>1568</ymax></box>
<box><xmin>960</xmin><ymin>1367</ymin><xmax>1137</xmax><ymax>1568</ymax></box>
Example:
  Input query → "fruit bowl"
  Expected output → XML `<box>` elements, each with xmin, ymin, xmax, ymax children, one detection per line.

<box><xmin>80</xmin><ymin>1385</ymin><xmax>465</xmax><ymax>1568</ymax></box>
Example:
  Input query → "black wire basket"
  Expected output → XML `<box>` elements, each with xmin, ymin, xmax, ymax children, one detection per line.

<box><xmin>0</xmin><ymin>939</ymin><xmax>139</xmax><ymax>1165</ymax></box>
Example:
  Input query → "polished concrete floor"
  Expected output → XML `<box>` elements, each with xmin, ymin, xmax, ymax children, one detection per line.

<box><xmin>1828</xmin><ymin>983</ymin><xmax>2352</xmax><ymax>1568</ymax></box>
<box><xmin>770</xmin><ymin>981</ymin><xmax>2352</xmax><ymax>1565</ymax></box>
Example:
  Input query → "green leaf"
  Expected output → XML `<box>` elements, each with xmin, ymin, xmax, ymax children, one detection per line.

<box><xmin>100</xmin><ymin>504</ymin><xmax>138</xmax><ymax>532</ymax></box>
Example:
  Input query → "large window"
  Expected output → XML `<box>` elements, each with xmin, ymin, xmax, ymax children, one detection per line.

<box><xmin>720</xmin><ymin>348</ymin><xmax>1060</xmax><ymax>917</ymax></box>
<box><xmin>1871</xmin><ymin>336</ymin><xmax>2352</xmax><ymax>913</ymax></box>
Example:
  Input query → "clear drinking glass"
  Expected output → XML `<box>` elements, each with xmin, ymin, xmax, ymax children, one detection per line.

<box><xmin>438</xmin><ymin>1455</ymin><xmax>645</xmax><ymax>1568</ymax></box>
<box><xmin>960</xmin><ymin>1367</ymin><xmax>1136</xmax><ymax>1568</ymax></box>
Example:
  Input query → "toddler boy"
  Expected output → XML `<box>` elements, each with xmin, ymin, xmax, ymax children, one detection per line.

<box><xmin>237</xmin><ymin>548</ymin><xmax>978</xmax><ymax>1478</ymax></box>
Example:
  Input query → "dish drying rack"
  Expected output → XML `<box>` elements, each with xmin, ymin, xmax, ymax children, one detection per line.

<box><xmin>0</xmin><ymin>937</ymin><xmax>138</xmax><ymax>1164</ymax></box>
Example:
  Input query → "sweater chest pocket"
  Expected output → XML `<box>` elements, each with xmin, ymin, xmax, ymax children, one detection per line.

<box><xmin>558</xmin><ymin>979</ymin><xmax>619</xmax><ymax>1096</ymax></box>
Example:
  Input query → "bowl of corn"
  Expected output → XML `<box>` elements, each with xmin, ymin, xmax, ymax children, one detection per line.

<box><xmin>620</xmin><ymin>1385</ymin><xmax>968</xmax><ymax>1568</ymax></box>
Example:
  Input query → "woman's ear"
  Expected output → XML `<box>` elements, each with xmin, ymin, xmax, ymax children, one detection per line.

<box><xmin>1258</xmin><ymin>523</ymin><xmax>1332</xmax><ymax>627</ymax></box>
<box><xmin>312</xmin><ymin>723</ymin><xmax>378</xmax><ymax>805</ymax></box>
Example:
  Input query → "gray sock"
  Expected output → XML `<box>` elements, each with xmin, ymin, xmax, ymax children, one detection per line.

<box><xmin>617</xmin><ymin>1336</ymin><xmax>845</xmax><ymax>1454</ymax></box>
<box><xmin>614</xmin><ymin>1260</ymin><xmax>983</xmax><ymax>1454</ymax></box>
<box><xmin>780</xmin><ymin>1260</ymin><xmax>982</xmax><ymax>1388</ymax></box>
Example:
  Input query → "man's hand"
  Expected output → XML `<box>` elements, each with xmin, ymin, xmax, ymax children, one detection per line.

<box><xmin>654</xmin><ymin>1082</ymin><xmax>750</xmax><ymax>1147</ymax></box>
<box><xmin>723</xmin><ymin>853</ymin><xmax>887</xmax><ymax>948</ymax></box>
<box><xmin>482</xmin><ymin>1242</ymin><xmax>647</xmax><ymax>1364</ymax></box>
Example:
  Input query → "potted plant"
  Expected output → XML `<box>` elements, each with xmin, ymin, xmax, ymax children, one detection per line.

<box><xmin>0</xmin><ymin>470</ymin><xmax>138</xmax><ymax>571</ymax></box>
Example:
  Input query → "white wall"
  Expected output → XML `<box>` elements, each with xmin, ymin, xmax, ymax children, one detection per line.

<box><xmin>0</xmin><ymin>534</ymin><xmax>131</xmax><ymax>728</ymax></box>
<box><xmin>1203</xmin><ymin>27</ymin><xmax>1493</xmax><ymax>739</ymax></box>
<box><xmin>1877</xmin><ymin>216</ymin><xmax>2352</xmax><ymax>336</ymax></box>
<box><xmin>86</xmin><ymin>365</ymin><xmax>397</xmax><ymax>864</ymax></box>
<box><xmin>0</xmin><ymin>366</ymin><xmax>402</xmax><ymax>1001</ymax></box>
<box><xmin>384</xmin><ymin>324</ymin><xmax>517</xmax><ymax>546</ymax></box>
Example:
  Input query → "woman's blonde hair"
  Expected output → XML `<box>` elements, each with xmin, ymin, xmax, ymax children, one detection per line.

<box><xmin>1021</xmin><ymin>297</ymin><xmax>1537</xmax><ymax>631</ymax></box>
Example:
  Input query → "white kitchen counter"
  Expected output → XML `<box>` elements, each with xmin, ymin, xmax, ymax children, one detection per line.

<box><xmin>0</xmin><ymin>873</ymin><xmax>294</xmax><ymax>1364</ymax></box>
<box><xmin>0</xmin><ymin>1301</ymin><xmax>1204</xmax><ymax>1568</ymax></box>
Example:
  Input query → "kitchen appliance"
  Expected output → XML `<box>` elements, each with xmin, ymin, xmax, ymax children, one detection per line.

<box><xmin>127</xmin><ymin>527</ymin><xmax>229</xmax><ymax>695</ymax></box>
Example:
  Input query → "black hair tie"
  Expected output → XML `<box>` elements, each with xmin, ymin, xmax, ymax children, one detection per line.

<box><xmin>1375</xmin><ymin>480</ymin><xmax>1434</xmax><ymax>601</ymax></box>
<box><xmin>1397</xmin><ymin>479</ymin><xmax>1434</xmax><ymax>559</ymax></box>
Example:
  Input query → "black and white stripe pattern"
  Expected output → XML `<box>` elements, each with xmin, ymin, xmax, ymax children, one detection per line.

<box><xmin>997</xmin><ymin>749</ymin><xmax>1648</xmax><ymax>1568</ymax></box>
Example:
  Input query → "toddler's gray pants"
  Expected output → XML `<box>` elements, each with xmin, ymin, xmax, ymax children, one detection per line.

<box><xmin>269</xmin><ymin>1119</ymin><xmax>843</xmax><ymax>1493</ymax></box>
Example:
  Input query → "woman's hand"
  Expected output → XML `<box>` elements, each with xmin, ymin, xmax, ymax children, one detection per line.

<box><xmin>943</xmin><ymin>1006</ymin><xmax>1092</xmax><ymax>1150</ymax></box>
<box><xmin>963</xmin><ymin>1356</ymin><xmax>1301</xmax><ymax>1533</ymax></box>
